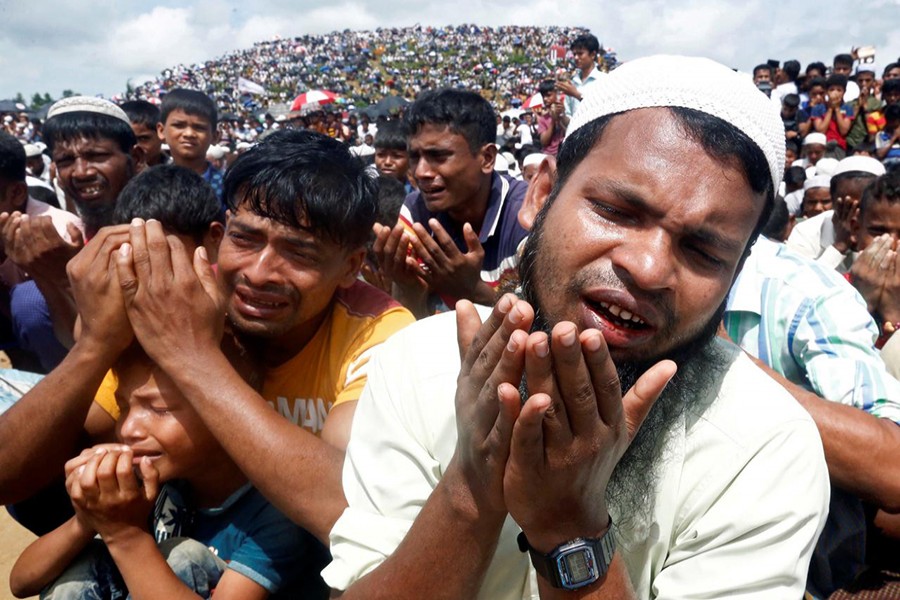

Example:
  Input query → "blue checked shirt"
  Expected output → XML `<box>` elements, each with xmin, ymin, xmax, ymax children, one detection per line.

<box><xmin>725</xmin><ymin>236</ymin><xmax>900</xmax><ymax>423</ymax></box>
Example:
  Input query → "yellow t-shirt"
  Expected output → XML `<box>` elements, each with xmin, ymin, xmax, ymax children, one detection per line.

<box><xmin>94</xmin><ymin>280</ymin><xmax>414</xmax><ymax>436</ymax></box>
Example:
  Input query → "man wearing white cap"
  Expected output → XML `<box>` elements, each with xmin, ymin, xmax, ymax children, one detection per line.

<box><xmin>0</xmin><ymin>96</ymin><xmax>143</xmax><ymax>369</ymax></box>
<box><xmin>324</xmin><ymin>56</ymin><xmax>827</xmax><ymax>599</ymax></box>
<box><xmin>521</xmin><ymin>152</ymin><xmax>547</xmax><ymax>183</ymax></box>
<box><xmin>787</xmin><ymin>156</ymin><xmax>887</xmax><ymax>274</ymax></box>
<box><xmin>797</xmin><ymin>131</ymin><xmax>827</xmax><ymax>173</ymax></box>
<box><xmin>801</xmin><ymin>174</ymin><xmax>833</xmax><ymax>218</ymax></box>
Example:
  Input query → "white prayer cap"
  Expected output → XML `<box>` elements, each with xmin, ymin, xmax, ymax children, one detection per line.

<box><xmin>833</xmin><ymin>156</ymin><xmax>886</xmax><ymax>177</ymax></box>
<box><xmin>47</xmin><ymin>96</ymin><xmax>130</xmax><ymax>126</ymax></box>
<box><xmin>566</xmin><ymin>55</ymin><xmax>784</xmax><ymax>192</ymax></box>
<box><xmin>23</xmin><ymin>144</ymin><xmax>42</xmax><ymax>158</ymax></box>
<box><xmin>803</xmin><ymin>175</ymin><xmax>832</xmax><ymax>191</ymax></box>
<box><xmin>802</xmin><ymin>132</ymin><xmax>827</xmax><ymax>146</ymax></box>
<box><xmin>206</xmin><ymin>145</ymin><xmax>228</xmax><ymax>160</ymax></box>
<box><xmin>523</xmin><ymin>153</ymin><xmax>547</xmax><ymax>168</ymax></box>
<box><xmin>814</xmin><ymin>158</ymin><xmax>839</xmax><ymax>177</ymax></box>
<box><xmin>494</xmin><ymin>153</ymin><xmax>509</xmax><ymax>173</ymax></box>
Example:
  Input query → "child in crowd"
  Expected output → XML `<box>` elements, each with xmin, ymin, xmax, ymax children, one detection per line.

<box><xmin>10</xmin><ymin>344</ymin><xmax>328</xmax><ymax>600</ymax></box>
<box><xmin>373</xmin><ymin>120</ymin><xmax>414</xmax><ymax>193</ymax></box>
<box><xmin>158</xmin><ymin>89</ymin><xmax>223</xmax><ymax>203</ymax></box>
<box><xmin>9</xmin><ymin>165</ymin><xmax>329</xmax><ymax>599</ymax></box>
<box><xmin>120</xmin><ymin>100</ymin><xmax>166</xmax><ymax>169</ymax></box>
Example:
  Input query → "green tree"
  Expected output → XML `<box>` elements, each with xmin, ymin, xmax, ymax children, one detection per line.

<box><xmin>14</xmin><ymin>92</ymin><xmax>25</xmax><ymax>104</ymax></box>
<box><xmin>61</xmin><ymin>89</ymin><xmax>76</xmax><ymax>98</ymax></box>
<box><xmin>42</xmin><ymin>93</ymin><xmax>53</xmax><ymax>105</ymax></box>
<box><xmin>30</xmin><ymin>93</ymin><xmax>44</xmax><ymax>109</ymax></box>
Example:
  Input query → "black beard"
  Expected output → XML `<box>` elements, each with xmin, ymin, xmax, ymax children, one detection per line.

<box><xmin>517</xmin><ymin>218</ymin><xmax>728</xmax><ymax>532</ymax></box>
<box><xmin>73</xmin><ymin>200</ymin><xmax>117</xmax><ymax>237</ymax></box>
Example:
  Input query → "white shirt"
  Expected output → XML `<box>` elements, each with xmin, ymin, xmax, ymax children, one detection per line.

<box><xmin>325</xmin><ymin>310</ymin><xmax>829</xmax><ymax>599</ymax></box>
<box><xmin>565</xmin><ymin>66</ymin><xmax>605</xmax><ymax>117</ymax></box>
<box><xmin>786</xmin><ymin>210</ymin><xmax>855</xmax><ymax>273</ymax></box>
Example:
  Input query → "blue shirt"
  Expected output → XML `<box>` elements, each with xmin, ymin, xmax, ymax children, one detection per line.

<box><xmin>153</xmin><ymin>481</ymin><xmax>329</xmax><ymax>596</ymax></box>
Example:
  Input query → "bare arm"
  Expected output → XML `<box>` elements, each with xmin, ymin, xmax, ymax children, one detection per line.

<box><xmin>337</xmin><ymin>297</ymin><xmax>533</xmax><ymax>598</ymax></box>
<box><xmin>744</xmin><ymin>352</ymin><xmax>900</xmax><ymax>511</ymax></box>
<box><xmin>876</xmin><ymin>129</ymin><xmax>900</xmax><ymax>160</ymax></box>
<box><xmin>9</xmin><ymin>516</ymin><xmax>95</xmax><ymax>598</ymax></box>
<box><xmin>0</xmin><ymin>225</ymin><xmax>132</xmax><ymax>503</ymax></box>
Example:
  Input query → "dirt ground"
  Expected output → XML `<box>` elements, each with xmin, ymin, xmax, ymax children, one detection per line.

<box><xmin>0</xmin><ymin>509</ymin><xmax>37</xmax><ymax>600</ymax></box>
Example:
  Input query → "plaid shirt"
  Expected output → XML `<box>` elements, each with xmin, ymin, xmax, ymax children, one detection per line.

<box><xmin>725</xmin><ymin>236</ymin><xmax>900</xmax><ymax>423</ymax></box>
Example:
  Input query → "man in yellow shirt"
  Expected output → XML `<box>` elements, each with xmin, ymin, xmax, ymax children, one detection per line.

<box><xmin>1</xmin><ymin>130</ymin><xmax>413</xmax><ymax>545</ymax></box>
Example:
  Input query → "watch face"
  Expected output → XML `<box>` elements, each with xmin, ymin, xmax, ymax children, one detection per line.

<box><xmin>558</xmin><ymin>547</ymin><xmax>598</xmax><ymax>589</ymax></box>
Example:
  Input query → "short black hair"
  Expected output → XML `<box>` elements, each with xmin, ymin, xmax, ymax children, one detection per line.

<box><xmin>831</xmin><ymin>169</ymin><xmax>880</xmax><ymax>202</ymax></box>
<box><xmin>753</xmin><ymin>64</ymin><xmax>772</xmax><ymax>78</ymax></box>
<box><xmin>785</xmin><ymin>139</ymin><xmax>800</xmax><ymax>157</ymax></box>
<box><xmin>548</xmin><ymin>107</ymin><xmax>774</xmax><ymax>254</ymax></box>
<box><xmin>883</xmin><ymin>79</ymin><xmax>900</xmax><ymax>98</ymax></box>
<box><xmin>160</xmin><ymin>88</ymin><xmax>217</xmax><ymax>130</ymax></box>
<box><xmin>782</xmin><ymin>60</ymin><xmax>801</xmax><ymax>80</ymax></box>
<box><xmin>806</xmin><ymin>61</ymin><xmax>827</xmax><ymax>76</ymax></box>
<box><xmin>784</xmin><ymin>165</ymin><xmax>807</xmax><ymax>187</ymax></box>
<box><xmin>833</xmin><ymin>53</ymin><xmax>854</xmax><ymax>68</ymax></box>
<box><xmin>43</xmin><ymin>111</ymin><xmax>137</xmax><ymax>156</ymax></box>
<box><xmin>825</xmin><ymin>74</ymin><xmax>848</xmax><ymax>91</ymax></box>
<box><xmin>0</xmin><ymin>132</ymin><xmax>26</xmax><ymax>182</ymax></box>
<box><xmin>538</xmin><ymin>79</ymin><xmax>556</xmax><ymax>97</ymax></box>
<box><xmin>224</xmin><ymin>129</ymin><xmax>377</xmax><ymax>250</ymax></box>
<box><xmin>807</xmin><ymin>77</ymin><xmax>827</xmax><ymax>90</ymax></box>
<box><xmin>884</xmin><ymin>63</ymin><xmax>900</xmax><ymax>78</ymax></box>
<box><xmin>374</xmin><ymin>120</ymin><xmax>409</xmax><ymax>152</ymax></box>
<box><xmin>762</xmin><ymin>197</ymin><xmax>791</xmax><ymax>242</ymax></box>
<box><xmin>570</xmin><ymin>33</ymin><xmax>600</xmax><ymax>55</ymax></box>
<box><xmin>403</xmin><ymin>88</ymin><xmax>496</xmax><ymax>153</ymax></box>
<box><xmin>861</xmin><ymin>171</ymin><xmax>900</xmax><ymax>214</ymax></box>
<box><xmin>375</xmin><ymin>174</ymin><xmax>406</xmax><ymax>227</ymax></box>
<box><xmin>119</xmin><ymin>100</ymin><xmax>161</xmax><ymax>128</ymax></box>
<box><xmin>885</xmin><ymin>103</ymin><xmax>900</xmax><ymax>122</ymax></box>
<box><xmin>113</xmin><ymin>165</ymin><xmax>221</xmax><ymax>242</ymax></box>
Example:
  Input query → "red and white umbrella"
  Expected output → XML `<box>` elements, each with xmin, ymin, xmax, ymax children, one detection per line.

<box><xmin>522</xmin><ymin>92</ymin><xmax>544</xmax><ymax>109</ymax></box>
<box><xmin>291</xmin><ymin>90</ymin><xmax>338</xmax><ymax>111</ymax></box>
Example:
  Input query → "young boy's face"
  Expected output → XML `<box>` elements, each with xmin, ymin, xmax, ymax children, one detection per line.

<box><xmin>856</xmin><ymin>199</ymin><xmax>900</xmax><ymax>251</ymax></box>
<box><xmin>826</xmin><ymin>85</ymin><xmax>845</xmax><ymax>105</ymax></box>
<box><xmin>158</xmin><ymin>108</ymin><xmax>215</xmax><ymax>164</ymax></box>
<box><xmin>114</xmin><ymin>357</ymin><xmax>221</xmax><ymax>483</ymax></box>
<box><xmin>132</xmin><ymin>122</ymin><xmax>163</xmax><ymax>167</ymax></box>
<box><xmin>375</xmin><ymin>148</ymin><xmax>409</xmax><ymax>182</ymax></box>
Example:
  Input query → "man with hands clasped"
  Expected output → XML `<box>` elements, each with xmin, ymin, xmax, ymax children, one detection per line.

<box><xmin>324</xmin><ymin>56</ymin><xmax>829</xmax><ymax>599</ymax></box>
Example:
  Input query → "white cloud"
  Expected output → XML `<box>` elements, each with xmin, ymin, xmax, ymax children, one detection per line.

<box><xmin>1</xmin><ymin>0</ymin><xmax>899</xmax><ymax>100</ymax></box>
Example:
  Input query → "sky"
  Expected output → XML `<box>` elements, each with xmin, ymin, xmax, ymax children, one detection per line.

<box><xmin>1</xmin><ymin>0</ymin><xmax>899</xmax><ymax>102</ymax></box>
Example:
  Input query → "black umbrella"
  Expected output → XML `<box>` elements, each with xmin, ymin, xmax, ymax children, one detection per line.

<box><xmin>367</xmin><ymin>95</ymin><xmax>410</xmax><ymax>118</ymax></box>
<box><xmin>0</xmin><ymin>99</ymin><xmax>27</xmax><ymax>113</ymax></box>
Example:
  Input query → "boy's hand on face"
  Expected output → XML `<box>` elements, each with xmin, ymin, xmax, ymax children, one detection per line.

<box><xmin>66</xmin><ymin>446</ymin><xmax>159</xmax><ymax>542</ymax></box>
<box><xmin>879</xmin><ymin>247</ymin><xmax>900</xmax><ymax>324</ymax></box>
<box><xmin>67</xmin><ymin>224</ymin><xmax>134</xmax><ymax>357</ymax></box>
<box><xmin>372</xmin><ymin>222</ymin><xmax>427</xmax><ymax>294</ymax></box>
<box><xmin>115</xmin><ymin>218</ymin><xmax>224</xmax><ymax>372</ymax></box>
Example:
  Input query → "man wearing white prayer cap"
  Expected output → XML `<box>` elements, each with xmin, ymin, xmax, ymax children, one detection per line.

<box><xmin>801</xmin><ymin>174</ymin><xmax>833</xmax><ymax>218</ymax></box>
<box><xmin>325</xmin><ymin>55</ymin><xmax>827</xmax><ymax>599</ymax></box>
<box><xmin>521</xmin><ymin>152</ymin><xmax>547</xmax><ymax>183</ymax></box>
<box><xmin>788</xmin><ymin>155</ymin><xmax>887</xmax><ymax>273</ymax></box>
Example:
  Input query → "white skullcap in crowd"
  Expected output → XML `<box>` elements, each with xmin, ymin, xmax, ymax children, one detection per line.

<box><xmin>47</xmin><ymin>96</ymin><xmax>131</xmax><ymax>126</ymax></box>
<box><xmin>494</xmin><ymin>153</ymin><xmax>509</xmax><ymax>173</ymax></box>
<box><xmin>566</xmin><ymin>55</ymin><xmax>785</xmax><ymax>192</ymax></box>
<box><xmin>523</xmin><ymin>153</ymin><xmax>547</xmax><ymax>168</ymax></box>
<box><xmin>814</xmin><ymin>158</ymin><xmax>839</xmax><ymax>177</ymax></box>
<box><xmin>23</xmin><ymin>144</ymin><xmax>42</xmax><ymax>158</ymax></box>
<box><xmin>206</xmin><ymin>145</ymin><xmax>229</xmax><ymax>160</ymax></box>
<box><xmin>803</xmin><ymin>132</ymin><xmax>827</xmax><ymax>146</ymax></box>
<box><xmin>804</xmin><ymin>175</ymin><xmax>832</xmax><ymax>191</ymax></box>
<box><xmin>833</xmin><ymin>156</ymin><xmax>886</xmax><ymax>177</ymax></box>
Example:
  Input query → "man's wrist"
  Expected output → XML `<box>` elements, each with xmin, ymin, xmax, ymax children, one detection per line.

<box><xmin>521</xmin><ymin>512</ymin><xmax>612</xmax><ymax>554</ymax></box>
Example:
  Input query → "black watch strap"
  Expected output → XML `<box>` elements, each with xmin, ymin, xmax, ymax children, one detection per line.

<box><xmin>517</xmin><ymin>519</ymin><xmax>616</xmax><ymax>590</ymax></box>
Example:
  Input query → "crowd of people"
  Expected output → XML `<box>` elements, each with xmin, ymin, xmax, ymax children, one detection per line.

<box><xmin>0</xmin><ymin>26</ymin><xmax>899</xmax><ymax>600</ymax></box>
